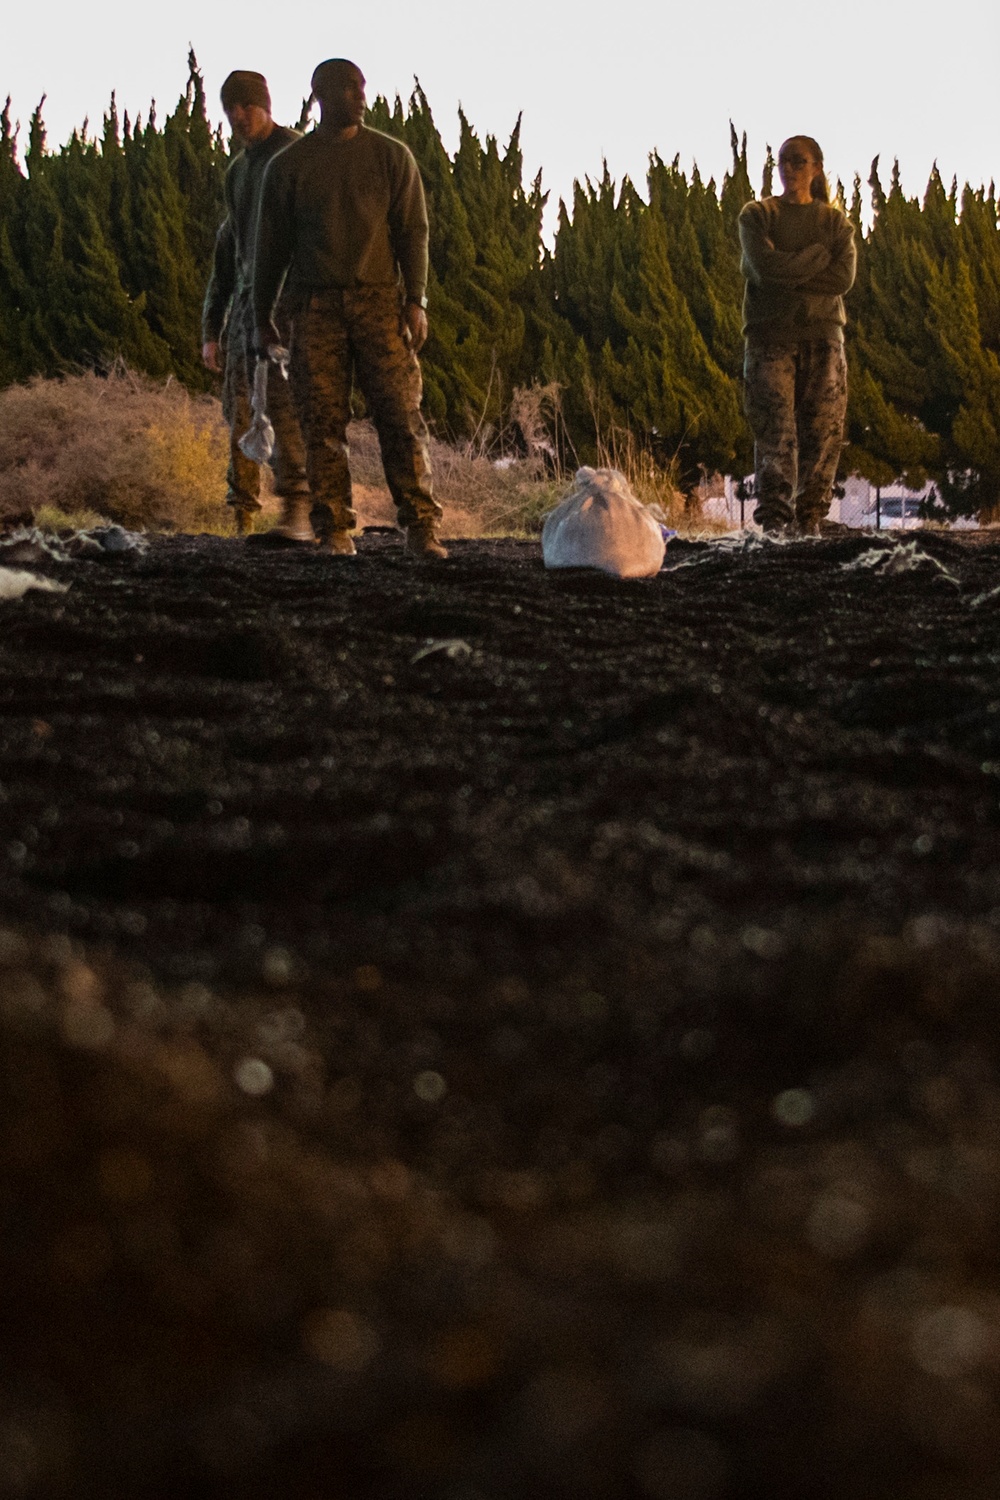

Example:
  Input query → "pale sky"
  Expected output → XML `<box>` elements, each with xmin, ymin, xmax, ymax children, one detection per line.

<box><xmin>7</xmin><ymin>0</ymin><xmax>997</xmax><ymax>234</ymax></box>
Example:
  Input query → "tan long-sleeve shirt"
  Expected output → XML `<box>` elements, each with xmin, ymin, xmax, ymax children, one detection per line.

<box><xmin>739</xmin><ymin>197</ymin><xmax>856</xmax><ymax>343</ymax></box>
<box><xmin>253</xmin><ymin>123</ymin><xmax>429</xmax><ymax>330</ymax></box>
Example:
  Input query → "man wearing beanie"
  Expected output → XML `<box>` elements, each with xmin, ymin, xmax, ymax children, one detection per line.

<box><xmin>252</xmin><ymin>59</ymin><xmax>446</xmax><ymax>558</ymax></box>
<box><xmin>202</xmin><ymin>71</ymin><xmax>311</xmax><ymax>540</ymax></box>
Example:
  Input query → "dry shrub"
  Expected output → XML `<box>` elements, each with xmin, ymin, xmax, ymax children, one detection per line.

<box><xmin>0</xmin><ymin>367</ymin><xmax>231</xmax><ymax>533</ymax></box>
<box><xmin>427</xmin><ymin>440</ymin><xmax>563</xmax><ymax>537</ymax></box>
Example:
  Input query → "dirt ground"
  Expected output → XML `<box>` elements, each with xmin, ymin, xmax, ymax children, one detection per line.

<box><xmin>3</xmin><ymin>528</ymin><xmax>1000</xmax><ymax>1499</ymax></box>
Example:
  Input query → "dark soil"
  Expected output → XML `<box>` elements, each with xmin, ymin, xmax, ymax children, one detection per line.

<box><xmin>3</xmin><ymin>530</ymin><xmax>1000</xmax><ymax>1499</ymax></box>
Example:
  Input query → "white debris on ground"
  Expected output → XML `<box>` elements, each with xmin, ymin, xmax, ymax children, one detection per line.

<box><xmin>661</xmin><ymin>552</ymin><xmax>719</xmax><ymax>573</ymax></box>
<box><xmin>0</xmin><ymin>525</ymin><xmax>149</xmax><ymax>565</ymax></box>
<box><xmin>0</xmin><ymin>568</ymin><xmax>69</xmax><ymax>602</ymax></box>
<box><xmin>0</xmin><ymin>530</ymin><xmax>66</xmax><ymax>566</ymax></box>
<box><xmin>661</xmin><ymin>530</ymin><xmax>792</xmax><ymax>572</ymax></box>
<box><xmin>969</xmin><ymin>581</ymin><xmax>1000</xmax><ymax>608</ymax></box>
<box><xmin>410</xmin><ymin>638</ymin><xmax>473</xmax><ymax>664</ymax></box>
<box><xmin>81</xmin><ymin>525</ymin><xmax>148</xmax><ymax>555</ymax></box>
<box><xmin>839</xmin><ymin>541</ymin><xmax>960</xmax><ymax>586</ymax></box>
<box><xmin>839</xmin><ymin>545</ymin><xmax>893</xmax><ymax>572</ymax></box>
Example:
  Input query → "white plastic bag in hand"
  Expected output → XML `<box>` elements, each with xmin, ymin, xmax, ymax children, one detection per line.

<box><xmin>238</xmin><ymin>358</ymin><xmax>276</xmax><ymax>464</ymax></box>
<box><xmin>238</xmin><ymin>346</ymin><xmax>289</xmax><ymax>464</ymax></box>
<box><xmin>542</xmin><ymin>467</ymin><xmax>666</xmax><ymax>579</ymax></box>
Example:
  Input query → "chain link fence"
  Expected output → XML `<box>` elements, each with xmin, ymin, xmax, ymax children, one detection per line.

<box><xmin>701</xmin><ymin>475</ymin><xmax>980</xmax><ymax>531</ymax></box>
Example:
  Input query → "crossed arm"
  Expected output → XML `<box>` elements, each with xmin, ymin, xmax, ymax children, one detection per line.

<box><xmin>739</xmin><ymin>206</ymin><xmax>856</xmax><ymax>295</ymax></box>
<box><xmin>799</xmin><ymin>220</ymin><xmax>856</xmax><ymax>295</ymax></box>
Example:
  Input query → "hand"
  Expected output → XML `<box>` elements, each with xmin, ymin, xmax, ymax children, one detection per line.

<box><xmin>401</xmin><ymin>302</ymin><xmax>428</xmax><ymax>353</ymax></box>
<box><xmin>202</xmin><ymin>340</ymin><xmax>222</xmax><ymax>373</ymax></box>
<box><xmin>254</xmin><ymin>321</ymin><xmax>281</xmax><ymax>357</ymax></box>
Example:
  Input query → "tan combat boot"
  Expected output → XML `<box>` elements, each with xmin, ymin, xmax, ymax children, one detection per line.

<box><xmin>406</xmin><ymin>523</ymin><xmax>448</xmax><ymax>560</ymax></box>
<box><xmin>273</xmin><ymin>496</ymin><xmax>316</xmax><ymax>543</ymax></box>
<box><xmin>319</xmin><ymin>529</ymin><xmax>357</xmax><ymax>556</ymax></box>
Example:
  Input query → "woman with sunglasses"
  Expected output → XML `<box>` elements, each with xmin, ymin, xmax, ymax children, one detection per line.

<box><xmin>738</xmin><ymin>136</ymin><xmax>857</xmax><ymax>535</ymax></box>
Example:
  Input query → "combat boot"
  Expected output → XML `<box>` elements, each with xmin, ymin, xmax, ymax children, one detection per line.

<box><xmin>273</xmin><ymin>496</ymin><xmax>316</xmax><ymax>543</ymax></box>
<box><xmin>319</xmin><ymin>529</ymin><xmax>357</xmax><ymax>556</ymax></box>
<box><xmin>406</xmin><ymin>523</ymin><xmax>448</xmax><ymax>560</ymax></box>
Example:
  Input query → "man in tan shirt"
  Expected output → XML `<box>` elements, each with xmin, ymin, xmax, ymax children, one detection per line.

<box><xmin>254</xmin><ymin>59</ymin><xmax>446</xmax><ymax>559</ymax></box>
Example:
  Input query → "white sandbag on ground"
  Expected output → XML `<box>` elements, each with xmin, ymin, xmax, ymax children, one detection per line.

<box><xmin>542</xmin><ymin>467</ymin><xmax>666</xmax><ymax>579</ymax></box>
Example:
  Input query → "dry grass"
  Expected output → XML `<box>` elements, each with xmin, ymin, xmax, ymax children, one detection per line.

<box><xmin>589</xmin><ymin>421</ymin><xmax>730</xmax><ymax>535</ymax></box>
<box><xmin>33</xmin><ymin>502</ymin><xmax>109</xmax><ymax>533</ymax></box>
<box><xmin>347</xmin><ymin>419</ymin><xmax>564</xmax><ymax>537</ymax></box>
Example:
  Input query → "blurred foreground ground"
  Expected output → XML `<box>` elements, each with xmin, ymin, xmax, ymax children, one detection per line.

<box><xmin>3</xmin><ymin>531</ymin><xmax>1000</xmax><ymax>1498</ymax></box>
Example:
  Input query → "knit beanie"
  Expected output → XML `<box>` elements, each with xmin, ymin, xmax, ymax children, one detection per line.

<box><xmin>220</xmin><ymin>71</ymin><xmax>271</xmax><ymax>113</ymax></box>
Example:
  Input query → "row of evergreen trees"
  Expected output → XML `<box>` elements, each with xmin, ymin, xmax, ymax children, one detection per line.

<box><xmin>2</xmin><ymin>55</ymin><xmax>998</xmax><ymax>510</ymax></box>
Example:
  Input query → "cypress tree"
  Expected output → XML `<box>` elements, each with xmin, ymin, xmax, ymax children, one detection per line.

<box><xmin>851</xmin><ymin>159</ymin><xmax>942</xmax><ymax>441</ymax></box>
<box><xmin>449</xmin><ymin>110</ymin><xmax>551</xmax><ymax>422</ymax></box>
<box><xmin>601</xmin><ymin>185</ymin><xmax>742</xmax><ymax>483</ymax></box>
<box><xmin>550</xmin><ymin>169</ymin><xmax>741</xmax><ymax>479</ymax></box>
<box><xmin>123</xmin><ymin>109</ymin><xmax>209</xmax><ymax>387</ymax></box>
<box><xmin>368</xmin><ymin>87</ymin><xmax>480</xmax><ymax>428</ymax></box>
<box><xmin>368</xmin><ymin>85</ymin><xmax>554</xmax><ymax>441</ymax></box>
<box><xmin>647</xmin><ymin>154</ymin><xmax>744</xmax><ymax>392</ymax></box>
<box><xmin>0</xmin><ymin>97</ymin><xmax>21</xmax><ymax>217</ymax></box>
<box><xmin>162</xmin><ymin>51</ymin><xmax>227</xmax><ymax>274</ymax></box>
<box><xmin>958</xmin><ymin>183</ymin><xmax>1000</xmax><ymax>353</ymax></box>
<box><xmin>0</xmin><ymin>98</ymin><xmax>39</xmax><ymax>383</ymax></box>
<box><xmin>761</xmin><ymin>145</ymin><xmax>775</xmax><ymax>199</ymax></box>
<box><xmin>927</xmin><ymin>254</ymin><xmax>1000</xmax><ymax>514</ymax></box>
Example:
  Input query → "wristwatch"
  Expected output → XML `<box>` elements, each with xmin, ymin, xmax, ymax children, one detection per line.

<box><xmin>407</xmin><ymin>294</ymin><xmax>428</xmax><ymax>310</ymax></box>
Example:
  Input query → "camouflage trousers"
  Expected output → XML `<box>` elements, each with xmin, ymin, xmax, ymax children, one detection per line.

<box><xmin>221</xmin><ymin>288</ymin><xmax>309</xmax><ymax>510</ymax></box>
<box><xmin>743</xmin><ymin>338</ymin><xmax>848</xmax><ymax>529</ymax></box>
<box><xmin>289</xmin><ymin>286</ymin><xmax>441</xmax><ymax>533</ymax></box>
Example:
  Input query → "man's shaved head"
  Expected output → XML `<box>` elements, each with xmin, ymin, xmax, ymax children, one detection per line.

<box><xmin>310</xmin><ymin>60</ymin><xmax>367</xmax><ymax>132</ymax></box>
<box><xmin>311</xmin><ymin>59</ymin><xmax>363</xmax><ymax>102</ymax></box>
